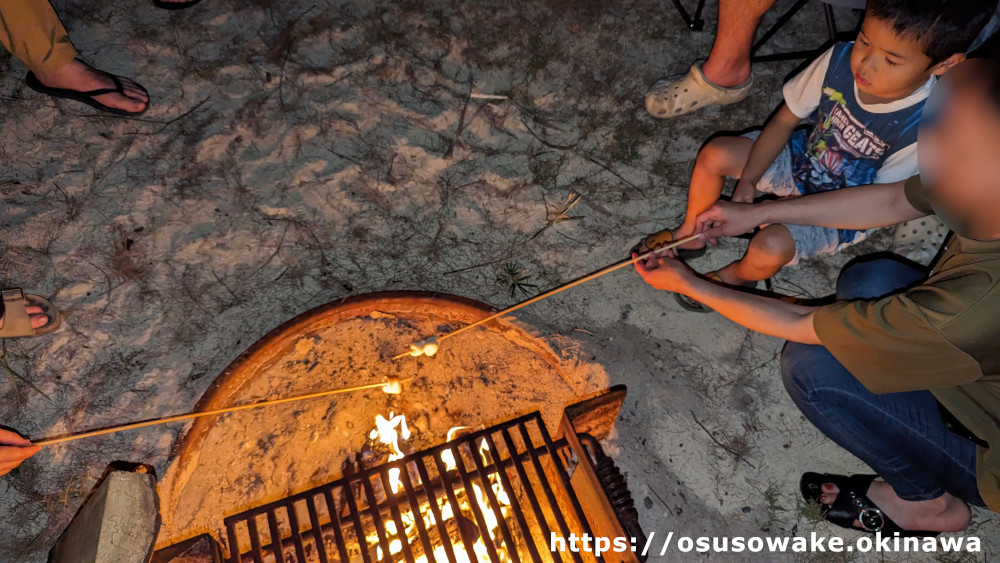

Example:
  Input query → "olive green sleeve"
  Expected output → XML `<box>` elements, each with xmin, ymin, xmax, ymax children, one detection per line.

<box><xmin>904</xmin><ymin>175</ymin><xmax>935</xmax><ymax>216</ymax></box>
<box><xmin>812</xmin><ymin>296</ymin><xmax>983</xmax><ymax>394</ymax></box>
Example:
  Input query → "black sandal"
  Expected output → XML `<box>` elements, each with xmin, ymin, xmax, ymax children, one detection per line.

<box><xmin>25</xmin><ymin>70</ymin><xmax>149</xmax><ymax>117</ymax></box>
<box><xmin>675</xmin><ymin>271</ymin><xmax>761</xmax><ymax>313</ymax></box>
<box><xmin>154</xmin><ymin>0</ymin><xmax>205</xmax><ymax>9</ymax></box>
<box><xmin>800</xmin><ymin>472</ymin><xmax>939</xmax><ymax>537</ymax></box>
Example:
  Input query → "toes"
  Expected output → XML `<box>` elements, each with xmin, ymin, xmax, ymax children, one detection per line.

<box><xmin>29</xmin><ymin>313</ymin><xmax>49</xmax><ymax>330</ymax></box>
<box><xmin>94</xmin><ymin>92</ymin><xmax>148</xmax><ymax>113</ymax></box>
<box><xmin>118</xmin><ymin>77</ymin><xmax>150</xmax><ymax>102</ymax></box>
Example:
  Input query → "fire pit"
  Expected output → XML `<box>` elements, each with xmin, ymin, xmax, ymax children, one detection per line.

<box><xmin>223</xmin><ymin>395</ymin><xmax>644</xmax><ymax>563</ymax></box>
<box><xmin>155</xmin><ymin>292</ymin><xmax>618</xmax><ymax>556</ymax></box>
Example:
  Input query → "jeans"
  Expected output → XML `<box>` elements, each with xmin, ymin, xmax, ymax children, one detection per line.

<box><xmin>781</xmin><ymin>255</ymin><xmax>985</xmax><ymax>506</ymax></box>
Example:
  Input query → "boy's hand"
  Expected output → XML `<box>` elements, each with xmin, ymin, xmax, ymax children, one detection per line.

<box><xmin>696</xmin><ymin>200</ymin><xmax>762</xmax><ymax>243</ymax></box>
<box><xmin>0</xmin><ymin>429</ymin><xmax>40</xmax><ymax>476</ymax></box>
<box><xmin>633</xmin><ymin>252</ymin><xmax>695</xmax><ymax>293</ymax></box>
<box><xmin>731</xmin><ymin>177</ymin><xmax>758</xmax><ymax>203</ymax></box>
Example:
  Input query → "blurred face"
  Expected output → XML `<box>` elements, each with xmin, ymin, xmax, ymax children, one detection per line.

<box><xmin>851</xmin><ymin>15</ymin><xmax>959</xmax><ymax>103</ymax></box>
<box><xmin>919</xmin><ymin>83</ymin><xmax>1000</xmax><ymax>238</ymax></box>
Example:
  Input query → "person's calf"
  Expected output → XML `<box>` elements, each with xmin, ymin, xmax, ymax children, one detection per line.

<box><xmin>718</xmin><ymin>224</ymin><xmax>794</xmax><ymax>284</ymax></box>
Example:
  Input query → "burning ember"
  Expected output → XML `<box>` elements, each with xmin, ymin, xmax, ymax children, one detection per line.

<box><xmin>367</xmin><ymin>413</ymin><xmax>513</xmax><ymax>562</ymax></box>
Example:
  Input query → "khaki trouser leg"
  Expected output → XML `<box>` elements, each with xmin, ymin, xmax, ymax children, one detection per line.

<box><xmin>0</xmin><ymin>0</ymin><xmax>77</xmax><ymax>74</ymax></box>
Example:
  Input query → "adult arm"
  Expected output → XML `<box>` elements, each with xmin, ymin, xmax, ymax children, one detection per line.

<box><xmin>634</xmin><ymin>253</ymin><xmax>820</xmax><ymax>344</ymax></box>
<box><xmin>697</xmin><ymin>179</ymin><xmax>927</xmax><ymax>240</ymax></box>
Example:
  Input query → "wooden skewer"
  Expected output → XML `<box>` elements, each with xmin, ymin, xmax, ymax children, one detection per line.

<box><xmin>33</xmin><ymin>378</ymin><xmax>410</xmax><ymax>447</ymax></box>
<box><xmin>393</xmin><ymin>234</ymin><xmax>703</xmax><ymax>360</ymax></box>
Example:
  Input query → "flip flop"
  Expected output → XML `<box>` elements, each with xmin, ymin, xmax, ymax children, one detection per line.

<box><xmin>675</xmin><ymin>271</ymin><xmax>759</xmax><ymax>313</ymax></box>
<box><xmin>154</xmin><ymin>0</ymin><xmax>204</xmax><ymax>9</ymax></box>
<box><xmin>25</xmin><ymin>70</ymin><xmax>149</xmax><ymax>117</ymax></box>
<box><xmin>0</xmin><ymin>289</ymin><xmax>61</xmax><ymax>339</ymax></box>
<box><xmin>645</xmin><ymin>64</ymin><xmax>753</xmax><ymax>119</ymax></box>
<box><xmin>636</xmin><ymin>229</ymin><xmax>707</xmax><ymax>260</ymax></box>
<box><xmin>800</xmin><ymin>472</ymin><xmax>939</xmax><ymax>537</ymax></box>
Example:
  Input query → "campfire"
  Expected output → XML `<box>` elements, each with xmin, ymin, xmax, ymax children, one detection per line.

<box><xmin>220</xmin><ymin>392</ymin><xmax>643</xmax><ymax>563</ymax></box>
<box><xmin>363</xmin><ymin>412</ymin><xmax>514</xmax><ymax>562</ymax></box>
<box><xmin>150</xmin><ymin>293</ymin><xmax>643</xmax><ymax>563</ymax></box>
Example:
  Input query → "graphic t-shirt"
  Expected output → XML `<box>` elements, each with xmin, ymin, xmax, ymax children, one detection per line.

<box><xmin>783</xmin><ymin>42</ymin><xmax>933</xmax><ymax>192</ymax></box>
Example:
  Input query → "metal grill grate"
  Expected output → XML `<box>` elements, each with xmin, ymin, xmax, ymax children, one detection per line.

<box><xmin>224</xmin><ymin>412</ymin><xmax>600</xmax><ymax>563</ymax></box>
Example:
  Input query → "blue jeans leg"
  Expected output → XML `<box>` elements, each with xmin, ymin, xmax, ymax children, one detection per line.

<box><xmin>781</xmin><ymin>257</ymin><xmax>984</xmax><ymax>506</ymax></box>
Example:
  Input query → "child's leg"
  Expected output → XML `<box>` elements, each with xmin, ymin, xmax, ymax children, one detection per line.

<box><xmin>717</xmin><ymin>224</ymin><xmax>795</xmax><ymax>284</ymax></box>
<box><xmin>672</xmin><ymin>136</ymin><xmax>754</xmax><ymax>248</ymax></box>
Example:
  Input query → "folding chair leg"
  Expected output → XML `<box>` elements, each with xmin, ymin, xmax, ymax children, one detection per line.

<box><xmin>670</xmin><ymin>0</ymin><xmax>706</xmax><ymax>31</ymax></box>
<box><xmin>751</xmin><ymin>0</ymin><xmax>811</xmax><ymax>58</ymax></box>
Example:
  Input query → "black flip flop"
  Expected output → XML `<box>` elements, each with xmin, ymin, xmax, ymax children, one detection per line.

<box><xmin>800</xmin><ymin>472</ymin><xmax>939</xmax><ymax>537</ymax></box>
<box><xmin>25</xmin><ymin>71</ymin><xmax>149</xmax><ymax>117</ymax></box>
<box><xmin>154</xmin><ymin>0</ymin><xmax>204</xmax><ymax>9</ymax></box>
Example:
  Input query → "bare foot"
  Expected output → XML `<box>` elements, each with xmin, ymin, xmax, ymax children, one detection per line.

<box><xmin>0</xmin><ymin>304</ymin><xmax>49</xmax><ymax>331</ymax></box>
<box><xmin>819</xmin><ymin>479</ymin><xmax>972</xmax><ymax>533</ymax></box>
<box><xmin>33</xmin><ymin>59</ymin><xmax>149</xmax><ymax>113</ymax></box>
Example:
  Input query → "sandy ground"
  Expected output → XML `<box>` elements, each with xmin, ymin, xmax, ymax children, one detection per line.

<box><xmin>0</xmin><ymin>0</ymin><xmax>995</xmax><ymax>560</ymax></box>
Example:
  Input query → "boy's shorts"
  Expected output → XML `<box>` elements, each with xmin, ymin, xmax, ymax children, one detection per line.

<box><xmin>741</xmin><ymin>130</ymin><xmax>873</xmax><ymax>266</ymax></box>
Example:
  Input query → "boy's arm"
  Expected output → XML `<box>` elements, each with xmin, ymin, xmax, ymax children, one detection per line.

<box><xmin>733</xmin><ymin>104</ymin><xmax>803</xmax><ymax>203</ymax></box>
<box><xmin>697</xmin><ymin>179</ymin><xmax>928</xmax><ymax>240</ymax></box>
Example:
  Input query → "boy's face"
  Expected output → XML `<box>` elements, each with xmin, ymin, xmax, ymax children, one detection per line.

<box><xmin>850</xmin><ymin>15</ymin><xmax>949</xmax><ymax>102</ymax></box>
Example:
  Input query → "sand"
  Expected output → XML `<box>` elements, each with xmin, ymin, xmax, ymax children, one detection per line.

<box><xmin>0</xmin><ymin>0</ymin><xmax>995</xmax><ymax>560</ymax></box>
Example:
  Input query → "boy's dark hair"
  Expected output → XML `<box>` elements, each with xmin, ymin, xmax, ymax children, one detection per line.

<box><xmin>867</xmin><ymin>0</ymin><xmax>998</xmax><ymax>64</ymax></box>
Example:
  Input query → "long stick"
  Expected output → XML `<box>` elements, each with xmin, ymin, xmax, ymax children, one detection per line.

<box><xmin>33</xmin><ymin>379</ymin><xmax>405</xmax><ymax>447</ymax></box>
<box><xmin>394</xmin><ymin>234</ymin><xmax>702</xmax><ymax>359</ymax></box>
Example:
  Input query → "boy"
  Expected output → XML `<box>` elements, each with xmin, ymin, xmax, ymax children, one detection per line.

<box><xmin>642</xmin><ymin>0</ymin><xmax>995</xmax><ymax>312</ymax></box>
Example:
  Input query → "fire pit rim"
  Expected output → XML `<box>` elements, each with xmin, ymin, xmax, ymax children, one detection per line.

<box><xmin>160</xmin><ymin>291</ymin><xmax>579</xmax><ymax>545</ymax></box>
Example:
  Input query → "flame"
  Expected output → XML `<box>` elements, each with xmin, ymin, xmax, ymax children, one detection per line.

<box><xmin>365</xmin><ymin>415</ymin><xmax>512</xmax><ymax>562</ymax></box>
<box><xmin>369</xmin><ymin>412</ymin><xmax>411</xmax><ymax>493</ymax></box>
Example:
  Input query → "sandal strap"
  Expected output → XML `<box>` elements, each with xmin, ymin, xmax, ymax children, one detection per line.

<box><xmin>644</xmin><ymin>229</ymin><xmax>675</xmax><ymax>249</ymax></box>
<box><xmin>809</xmin><ymin>474</ymin><xmax>904</xmax><ymax>534</ymax></box>
<box><xmin>75</xmin><ymin>73</ymin><xmax>125</xmax><ymax>97</ymax></box>
<box><xmin>1</xmin><ymin>289</ymin><xmax>35</xmax><ymax>336</ymax></box>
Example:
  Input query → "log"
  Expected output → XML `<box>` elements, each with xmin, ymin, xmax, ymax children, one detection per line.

<box><xmin>50</xmin><ymin>469</ymin><xmax>161</xmax><ymax>563</ymax></box>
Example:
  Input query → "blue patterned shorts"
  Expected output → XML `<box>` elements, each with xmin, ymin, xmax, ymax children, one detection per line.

<box><xmin>741</xmin><ymin>130</ymin><xmax>874</xmax><ymax>266</ymax></box>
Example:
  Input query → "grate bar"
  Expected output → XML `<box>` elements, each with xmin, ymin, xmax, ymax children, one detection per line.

<box><xmin>286</xmin><ymin>503</ymin><xmax>308</xmax><ymax>562</ymax></box>
<box><xmin>469</xmin><ymin>435</ymin><xmax>522</xmax><ymax>563</ymax></box>
<box><xmin>342</xmin><ymin>480</ymin><xmax>374</xmax><ymax>563</ymax></box>
<box><xmin>303</xmin><ymin>495</ymin><xmax>330</xmax><ymax>563</ymax></box>
<box><xmin>321</xmin><ymin>489</ymin><xmax>348</xmax><ymax>561</ymax></box>
<box><xmin>447</xmin><ymin>443</ymin><xmax>504</xmax><ymax>561</ymax></box>
<box><xmin>360</xmin><ymin>474</ymin><xmax>391</xmax><ymax>560</ymax></box>
<box><xmin>431</xmin><ymin>449</ymin><xmax>484</xmax><ymax>558</ymax></box>
<box><xmin>265</xmin><ymin>510</ymin><xmax>285</xmax><ymax>563</ymax></box>
<box><xmin>413</xmin><ymin>453</ymin><xmax>459</xmax><ymax>562</ymax></box>
<box><xmin>483</xmin><ymin>432</ymin><xmax>544</xmax><ymax>562</ymax></box>
<box><xmin>378</xmin><ymin>467</ymin><xmax>417</xmax><ymax>563</ymax></box>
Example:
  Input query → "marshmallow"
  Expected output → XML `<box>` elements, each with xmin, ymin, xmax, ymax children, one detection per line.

<box><xmin>382</xmin><ymin>378</ymin><xmax>401</xmax><ymax>395</ymax></box>
<box><xmin>407</xmin><ymin>337</ymin><xmax>439</xmax><ymax>357</ymax></box>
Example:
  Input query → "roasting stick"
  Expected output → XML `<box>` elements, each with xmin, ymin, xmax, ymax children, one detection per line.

<box><xmin>394</xmin><ymin>233</ymin><xmax>703</xmax><ymax>360</ymax></box>
<box><xmin>32</xmin><ymin>378</ymin><xmax>411</xmax><ymax>447</ymax></box>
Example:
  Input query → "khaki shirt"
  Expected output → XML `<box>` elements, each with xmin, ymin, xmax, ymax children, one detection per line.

<box><xmin>813</xmin><ymin>176</ymin><xmax>1000</xmax><ymax>511</ymax></box>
